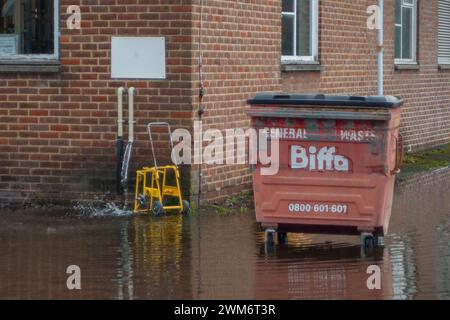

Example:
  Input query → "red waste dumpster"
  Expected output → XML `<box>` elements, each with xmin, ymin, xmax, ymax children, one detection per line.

<box><xmin>247</xmin><ymin>93</ymin><xmax>403</xmax><ymax>246</ymax></box>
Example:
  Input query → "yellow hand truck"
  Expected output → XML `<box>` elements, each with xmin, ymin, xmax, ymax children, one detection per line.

<box><xmin>133</xmin><ymin>122</ymin><xmax>190</xmax><ymax>215</ymax></box>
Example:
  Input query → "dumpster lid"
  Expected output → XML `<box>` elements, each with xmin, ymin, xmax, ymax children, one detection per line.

<box><xmin>247</xmin><ymin>93</ymin><xmax>403</xmax><ymax>108</ymax></box>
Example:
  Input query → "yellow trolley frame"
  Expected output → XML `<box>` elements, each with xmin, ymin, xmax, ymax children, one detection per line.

<box><xmin>134</xmin><ymin>165</ymin><xmax>185</xmax><ymax>213</ymax></box>
<box><xmin>133</xmin><ymin>123</ymin><xmax>188</xmax><ymax>214</ymax></box>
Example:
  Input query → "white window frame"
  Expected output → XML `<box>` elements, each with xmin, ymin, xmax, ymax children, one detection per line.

<box><xmin>0</xmin><ymin>0</ymin><xmax>59</xmax><ymax>61</ymax></box>
<box><xmin>281</xmin><ymin>0</ymin><xmax>319</xmax><ymax>64</ymax></box>
<box><xmin>395</xmin><ymin>0</ymin><xmax>418</xmax><ymax>65</ymax></box>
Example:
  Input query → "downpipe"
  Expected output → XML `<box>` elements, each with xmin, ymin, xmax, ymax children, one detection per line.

<box><xmin>121</xmin><ymin>87</ymin><xmax>135</xmax><ymax>190</ymax></box>
<box><xmin>377</xmin><ymin>0</ymin><xmax>384</xmax><ymax>96</ymax></box>
<box><xmin>116</xmin><ymin>87</ymin><xmax>126</xmax><ymax>195</ymax></box>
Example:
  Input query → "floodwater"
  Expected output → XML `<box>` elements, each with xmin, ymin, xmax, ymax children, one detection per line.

<box><xmin>0</xmin><ymin>168</ymin><xmax>449</xmax><ymax>300</ymax></box>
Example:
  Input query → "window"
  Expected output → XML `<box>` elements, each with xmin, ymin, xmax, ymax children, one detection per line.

<box><xmin>0</xmin><ymin>0</ymin><xmax>59</xmax><ymax>60</ymax></box>
<box><xmin>281</xmin><ymin>0</ymin><xmax>318</xmax><ymax>63</ymax></box>
<box><xmin>438</xmin><ymin>0</ymin><xmax>450</xmax><ymax>65</ymax></box>
<box><xmin>395</xmin><ymin>0</ymin><xmax>417</xmax><ymax>64</ymax></box>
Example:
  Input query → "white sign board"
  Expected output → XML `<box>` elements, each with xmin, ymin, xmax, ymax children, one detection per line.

<box><xmin>0</xmin><ymin>35</ymin><xmax>18</xmax><ymax>55</ymax></box>
<box><xmin>111</xmin><ymin>37</ymin><xmax>166</xmax><ymax>79</ymax></box>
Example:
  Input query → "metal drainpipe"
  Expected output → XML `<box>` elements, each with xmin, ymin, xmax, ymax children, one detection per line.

<box><xmin>119</xmin><ymin>87</ymin><xmax>136</xmax><ymax>201</ymax></box>
<box><xmin>128</xmin><ymin>87</ymin><xmax>135</xmax><ymax>143</ymax></box>
<box><xmin>117</xmin><ymin>87</ymin><xmax>126</xmax><ymax>137</ymax></box>
<box><xmin>116</xmin><ymin>87</ymin><xmax>126</xmax><ymax>195</ymax></box>
<box><xmin>377</xmin><ymin>0</ymin><xmax>384</xmax><ymax>96</ymax></box>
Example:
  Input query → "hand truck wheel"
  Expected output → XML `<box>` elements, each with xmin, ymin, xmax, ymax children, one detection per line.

<box><xmin>182</xmin><ymin>200</ymin><xmax>190</xmax><ymax>215</ymax></box>
<box><xmin>152</xmin><ymin>201</ymin><xmax>165</xmax><ymax>216</ymax></box>
<box><xmin>136</xmin><ymin>194</ymin><xmax>147</xmax><ymax>207</ymax></box>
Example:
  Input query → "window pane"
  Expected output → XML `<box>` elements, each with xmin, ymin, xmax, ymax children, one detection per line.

<box><xmin>282</xmin><ymin>14</ymin><xmax>295</xmax><ymax>56</ymax></box>
<box><xmin>395</xmin><ymin>26</ymin><xmax>402</xmax><ymax>59</ymax></box>
<box><xmin>282</xmin><ymin>0</ymin><xmax>295</xmax><ymax>13</ymax></box>
<box><xmin>395</xmin><ymin>0</ymin><xmax>402</xmax><ymax>25</ymax></box>
<box><xmin>0</xmin><ymin>0</ymin><xmax>54</xmax><ymax>55</ymax></box>
<box><xmin>297</xmin><ymin>0</ymin><xmax>311</xmax><ymax>56</ymax></box>
<box><xmin>402</xmin><ymin>7</ymin><xmax>413</xmax><ymax>59</ymax></box>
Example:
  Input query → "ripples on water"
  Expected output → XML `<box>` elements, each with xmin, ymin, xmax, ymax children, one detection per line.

<box><xmin>71</xmin><ymin>202</ymin><xmax>133</xmax><ymax>218</ymax></box>
<box><xmin>0</xmin><ymin>168</ymin><xmax>449</xmax><ymax>299</ymax></box>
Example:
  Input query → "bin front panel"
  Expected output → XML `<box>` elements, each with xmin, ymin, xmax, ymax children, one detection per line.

<box><xmin>251</xmin><ymin>108</ymin><xmax>400</xmax><ymax>235</ymax></box>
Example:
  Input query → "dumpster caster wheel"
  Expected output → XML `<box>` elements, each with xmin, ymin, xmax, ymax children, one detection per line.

<box><xmin>152</xmin><ymin>201</ymin><xmax>165</xmax><ymax>216</ymax></box>
<box><xmin>264</xmin><ymin>242</ymin><xmax>276</xmax><ymax>256</ymax></box>
<box><xmin>365</xmin><ymin>237</ymin><xmax>375</xmax><ymax>249</ymax></box>
<box><xmin>264</xmin><ymin>228</ymin><xmax>276</xmax><ymax>244</ymax></box>
<box><xmin>181</xmin><ymin>200</ymin><xmax>190</xmax><ymax>215</ymax></box>
<box><xmin>375</xmin><ymin>236</ymin><xmax>385</xmax><ymax>248</ymax></box>
<box><xmin>277</xmin><ymin>232</ymin><xmax>287</xmax><ymax>245</ymax></box>
<box><xmin>360</xmin><ymin>233</ymin><xmax>385</xmax><ymax>249</ymax></box>
<box><xmin>360</xmin><ymin>232</ymin><xmax>376</xmax><ymax>251</ymax></box>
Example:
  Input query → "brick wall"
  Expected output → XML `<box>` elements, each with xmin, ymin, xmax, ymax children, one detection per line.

<box><xmin>282</xmin><ymin>0</ymin><xmax>450</xmax><ymax>152</ymax></box>
<box><xmin>1</xmin><ymin>0</ymin><xmax>449</xmax><ymax>205</ymax></box>
<box><xmin>189</xmin><ymin>0</ymin><xmax>282</xmax><ymax>203</ymax></box>
<box><xmin>0</xmin><ymin>0</ymin><xmax>195</xmax><ymax>205</ymax></box>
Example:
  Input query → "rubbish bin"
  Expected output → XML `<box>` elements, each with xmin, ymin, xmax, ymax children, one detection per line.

<box><xmin>247</xmin><ymin>93</ymin><xmax>404</xmax><ymax>246</ymax></box>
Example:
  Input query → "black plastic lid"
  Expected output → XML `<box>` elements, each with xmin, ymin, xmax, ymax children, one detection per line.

<box><xmin>247</xmin><ymin>93</ymin><xmax>403</xmax><ymax>108</ymax></box>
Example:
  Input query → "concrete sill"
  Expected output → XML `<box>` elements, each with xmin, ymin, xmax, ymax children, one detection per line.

<box><xmin>281</xmin><ymin>63</ymin><xmax>323</xmax><ymax>72</ymax></box>
<box><xmin>395</xmin><ymin>64</ymin><xmax>420</xmax><ymax>71</ymax></box>
<box><xmin>438</xmin><ymin>64</ymin><xmax>450</xmax><ymax>70</ymax></box>
<box><xmin>0</xmin><ymin>60</ymin><xmax>61</xmax><ymax>73</ymax></box>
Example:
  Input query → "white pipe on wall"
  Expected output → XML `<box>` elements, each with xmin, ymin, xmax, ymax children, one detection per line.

<box><xmin>128</xmin><ymin>87</ymin><xmax>136</xmax><ymax>142</ymax></box>
<box><xmin>377</xmin><ymin>0</ymin><xmax>384</xmax><ymax>96</ymax></box>
<box><xmin>117</xmin><ymin>87</ymin><xmax>125</xmax><ymax>137</ymax></box>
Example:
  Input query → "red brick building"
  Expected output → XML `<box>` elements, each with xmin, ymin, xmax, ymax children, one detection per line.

<box><xmin>0</xmin><ymin>0</ymin><xmax>449</xmax><ymax>205</ymax></box>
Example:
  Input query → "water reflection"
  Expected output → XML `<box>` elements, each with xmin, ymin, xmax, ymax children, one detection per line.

<box><xmin>0</xmin><ymin>168</ymin><xmax>448</xmax><ymax>299</ymax></box>
<box><xmin>388</xmin><ymin>234</ymin><xmax>417</xmax><ymax>300</ymax></box>
<box><xmin>116</xmin><ymin>220</ymin><xmax>134</xmax><ymax>300</ymax></box>
<box><xmin>436</xmin><ymin>221</ymin><xmax>450</xmax><ymax>299</ymax></box>
<box><xmin>388</xmin><ymin>168</ymin><xmax>450</xmax><ymax>299</ymax></box>
<box><xmin>130</xmin><ymin>215</ymin><xmax>191</xmax><ymax>299</ymax></box>
<box><xmin>253</xmin><ymin>238</ymin><xmax>393</xmax><ymax>300</ymax></box>
<box><xmin>189</xmin><ymin>212</ymin><xmax>256</xmax><ymax>300</ymax></box>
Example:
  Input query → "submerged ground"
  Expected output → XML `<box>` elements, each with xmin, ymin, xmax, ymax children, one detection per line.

<box><xmin>0</xmin><ymin>162</ymin><xmax>449</xmax><ymax>299</ymax></box>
